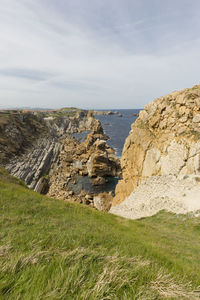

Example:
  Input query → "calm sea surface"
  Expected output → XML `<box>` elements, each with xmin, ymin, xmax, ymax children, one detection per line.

<box><xmin>95</xmin><ymin>109</ymin><xmax>141</xmax><ymax>157</ymax></box>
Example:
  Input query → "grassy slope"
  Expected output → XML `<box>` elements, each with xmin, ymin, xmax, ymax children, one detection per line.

<box><xmin>0</xmin><ymin>171</ymin><xmax>200</xmax><ymax>299</ymax></box>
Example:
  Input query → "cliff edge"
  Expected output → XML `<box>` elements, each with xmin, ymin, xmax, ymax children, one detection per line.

<box><xmin>111</xmin><ymin>84</ymin><xmax>200</xmax><ymax>218</ymax></box>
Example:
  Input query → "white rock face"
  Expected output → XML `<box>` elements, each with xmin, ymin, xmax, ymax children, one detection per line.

<box><xmin>110</xmin><ymin>175</ymin><xmax>200</xmax><ymax>220</ymax></box>
<box><xmin>142</xmin><ymin>148</ymin><xmax>161</xmax><ymax>177</ymax></box>
<box><xmin>93</xmin><ymin>196</ymin><xmax>104</xmax><ymax>211</ymax></box>
<box><xmin>141</xmin><ymin>140</ymin><xmax>200</xmax><ymax>178</ymax></box>
<box><xmin>160</xmin><ymin>141</ymin><xmax>188</xmax><ymax>175</ymax></box>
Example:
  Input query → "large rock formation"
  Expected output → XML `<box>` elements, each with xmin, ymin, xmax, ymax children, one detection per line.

<box><xmin>111</xmin><ymin>84</ymin><xmax>200</xmax><ymax>217</ymax></box>
<box><xmin>0</xmin><ymin>109</ymin><xmax>119</xmax><ymax>208</ymax></box>
<box><xmin>0</xmin><ymin>110</ymin><xmax>98</xmax><ymax>192</ymax></box>
<box><xmin>47</xmin><ymin>121</ymin><xmax>121</xmax><ymax>204</ymax></box>
<box><xmin>5</xmin><ymin>137</ymin><xmax>62</xmax><ymax>191</ymax></box>
<box><xmin>86</xmin><ymin>139</ymin><xmax>120</xmax><ymax>178</ymax></box>
<box><xmin>0</xmin><ymin>112</ymin><xmax>48</xmax><ymax>165</ymax></box>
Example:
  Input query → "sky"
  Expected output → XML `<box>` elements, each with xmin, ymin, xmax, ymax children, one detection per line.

<box><xmin>0</xmin><ymin>0</ymin><xmax>200</xmax><ymax>109</ymax></box>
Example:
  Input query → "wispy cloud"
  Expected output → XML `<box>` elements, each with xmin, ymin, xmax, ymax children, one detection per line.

<box><xmin>0</xmin><ymin>68</ymin><xmax>52</xmax><ymax>81</ymax></box>
<box><xmin>0</xmin><ymin>0</ymin><xmax>200</xmax><ymax>108</ymax></box>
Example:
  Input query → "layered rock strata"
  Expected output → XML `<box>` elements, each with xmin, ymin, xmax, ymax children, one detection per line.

<box><xmin>5</xmin><ymin>137</ymin><xmax>62</xmax><ymax>192</ymax></box>
<box><xmin>0</xmin><ymin>112</ymin><xmax>47</xmax><ymax>165</ymax></box>
<box><xmin>0</xmin><ymin>109</ymin><xmax>120</xmax><ymax>209</ymax></box>
<box><xmin>112</xmin><ymin>84</ymin><xmax>200</xmax><ymax>217</ymax></box>
<box><xmin>1</xmin><ymin>110</ymin><xmax>99</xmax><ymax>192</ymax></box>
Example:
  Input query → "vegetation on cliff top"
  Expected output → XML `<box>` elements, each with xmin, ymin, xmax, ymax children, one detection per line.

<box><xmin>0</xmin><ymin>171</ymin><xmax>200</xmax><ymax>299</ymax></box>
<box><xmin>44</xmin><ymin>107</ymin><xmax>84</xmax><ymax>119</ymax></box>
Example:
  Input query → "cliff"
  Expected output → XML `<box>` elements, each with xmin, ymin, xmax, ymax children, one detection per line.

<box><xmin>0</xmin><ymin>109</ymin><xmax>120</xmax><ymax>209</ymax></box>
<box><xmin>0</xmin><ymin>112</ymin><xmax>48</xmax><ymax>165</ymax></box>
<box><xmin>111</xmin><ymin>84</ymin><xmax>200</xmax><ymax>218</ymax></box>
<box><xmin>0</xmin><ymin>110</ymin><xmax>98</xmax><ymax>192</ymax></box>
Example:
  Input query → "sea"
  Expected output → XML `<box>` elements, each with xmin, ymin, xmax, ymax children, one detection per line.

<box><xmin>95</xmin><ymin>109</ymin><xmax>141</xmax><ymax>157</ymax></box>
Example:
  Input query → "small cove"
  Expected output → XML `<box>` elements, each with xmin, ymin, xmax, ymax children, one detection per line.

<box><xmin>68</xmin><ymin>175</ymin><xmax>118</xmax><ymax>195</ymax></box>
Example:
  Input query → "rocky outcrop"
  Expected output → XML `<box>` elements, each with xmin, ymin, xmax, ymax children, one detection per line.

<box><xmin>0</xmin><ymin>109</ymin><xmax>119</xmax><ymax>210</ymax></box>
<box><xmin>0</xmin><ymin>112</ymin><xmax>48</xmax><ymax>165</ymax></box>
<box><xmin>87</xmin><ymin>154</ymin><xmax>119</xmax><ymax>177</ymax></box>
<box><xmin>93</xmin><ymin>192</ymin><xmax>113</xmax><ymax>211</ymax></box>
<box><xmin>87</xmin><ymin>139</ymin><xmax>120</xmax><ymax>178</ymax></box>
<box><xmin>94</xmin><ymin>110</ymin><xmax>118</xmax><ymax>116</ymax></box>
<box><xmin>5</xmin><ymin>137</ymin><xmax>62</xmax><ymax>191</ymax></box>
<box><xmin>1</xmin><ymin>110</ymin><xmax>99</xmax><ymax>192</ymax></box>
<box><xmin>112</xmin><ymin>84</ymin><xmax>200</xmax><ymax>209</ymax></box>
<box><xmin>47</xmin><ymin>122</ymin><xmax>121</xmax><ymax>203</ymax></box>
<box><xmin>94</xmin><ymin>110</ymin><xmax>123</xmax><ymax>117</ymax></box>
<box><xmin>45</xmin><ymin>110</ymin><xmax>97</xmax><ymax>137</ymax></box>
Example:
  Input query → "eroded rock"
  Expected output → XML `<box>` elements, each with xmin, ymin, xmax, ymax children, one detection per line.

<box><xmin>47</xmin><ymin>119</ymin><xmax>120</xmax><ymax>208</ymax></box>
<box><xmin>2</xmin><ymin>109</ymin><xmax>101</xmax><ymax>193</ymax></box>
<box><xmin>113</xmin><ymin>84</ymin><xmax>200</xmax><ymax>206</ymax></box>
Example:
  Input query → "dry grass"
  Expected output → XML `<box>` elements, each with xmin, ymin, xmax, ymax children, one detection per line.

<box><xmin>0</xmin><ymin>245</ymin><xmax>12</xmax><ymax>257</ymax></box>
<box><xmin>4</xmin><ymin>245</ymin><xmax>196</xmax><ymax>299</ymax></box>
<box><xmin>151</xmin><ymin>271</ymin><xmax>200</xmax><ymax>299</ymax></box>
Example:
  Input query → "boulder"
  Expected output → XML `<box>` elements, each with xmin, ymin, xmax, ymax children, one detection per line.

<box><xmin>87</xmin><ymin>153</ymin><xmax>119</xmax><ymax>178</ymax></box>
<box><xmin>34</xmin><ymin>177</ymin><xmax>49</xmax><ymax>194</ymax></box>
<box><xmin>91</xmin><ymin>176</ymin><xmax>107</xmax><ymax>186</ymax></box>
<box><xmin>94</xmin><ymin>192</ymin><xmax>113</xmax><ymax>211</ymax></box>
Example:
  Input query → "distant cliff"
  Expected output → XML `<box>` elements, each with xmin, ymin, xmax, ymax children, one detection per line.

<box><xmin>111</xmin><ymin>84</ymin><xmax>200</xmax><ymax>217</ymax></box>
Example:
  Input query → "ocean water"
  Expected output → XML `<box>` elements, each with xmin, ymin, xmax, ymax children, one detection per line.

<box><xmin>95</xmin><ymin>109</ymin><xmax>141</xmax><ymax>157</ymax></box>
<box><xmin>68</xmin><ymin>175</ymin><xmax>118</xmax><ymax>195</ymax></box>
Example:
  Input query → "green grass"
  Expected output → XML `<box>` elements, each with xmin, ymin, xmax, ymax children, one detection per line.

<box><xmin>0</xmin><ymin>167</ymin><xmax>27</xmax><ymax>187</ymax></box>
<box><xmin>0</xmin><ymin>173</ymin><xmax>200</xmax><ymax>299</ymax></box>
<box><xmin>60</xmin><ymin>107</ymin><xmax>80</xmax><ymax>111</ymax></box>
<box><xmin>0</xmin><ymin>114</ymin><xmax>10</xmax><ymax>126</ymax></box>
<box><xmin>44</xmin><ymin>107</ymin><xmax>84</xmax><ymax>119</ymax></box>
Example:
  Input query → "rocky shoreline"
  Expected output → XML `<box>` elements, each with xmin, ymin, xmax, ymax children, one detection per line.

<box><xmin>0</xmin><ymin>109</ymin><xmax>120</xmax><ymax>210</ymax></box>
<box><xmin>47</xmin><ymin>118</ymin><xmax>121</xmax><ymax>210</ymax></box>
<box><xmin>94</xmin><ymin>110</ymin><xmax>123</xmax><ymax>117</ymax></box>
<box><xmin>2</xmin><ymin>85</ymin><xmax>200</xmax><ymax>218</ymax></box>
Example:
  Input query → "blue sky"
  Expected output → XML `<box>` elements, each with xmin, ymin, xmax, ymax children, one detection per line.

<box><xmin>0</xmin><ymin>0</ymin><xmax>200</xmax><ymax>109</ymax></box>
